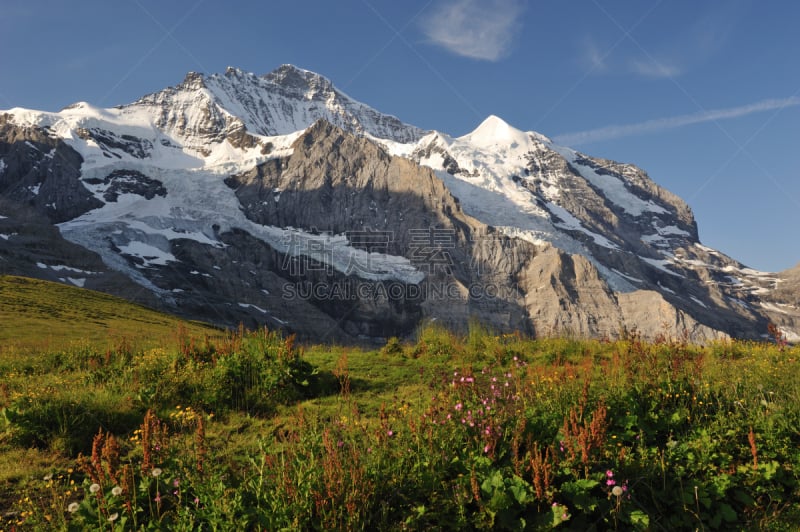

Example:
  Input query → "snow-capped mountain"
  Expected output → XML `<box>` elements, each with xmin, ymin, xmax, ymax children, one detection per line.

<box><xmin>0</xmin><ymin>65</ymin><xmax>796</xmax><ymax>342</ymax></box>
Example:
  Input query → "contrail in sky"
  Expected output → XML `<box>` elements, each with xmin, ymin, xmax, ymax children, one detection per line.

<box><xmin>553</xmin><ymin>96</ymin><xmax>800</xmax><ymax>146</ymax></box>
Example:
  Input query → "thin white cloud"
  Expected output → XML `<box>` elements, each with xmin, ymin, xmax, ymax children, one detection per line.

<box><xmin>553</xmin><ymin>97</ymin><xmax>800</xmax><ymax>146</ymax></box>
<box><xmin>420</xmin><ymin>0</ymin><xmax>525</xmax><ymax>61</ymax></box>
<box><xmin>582</xmin><ymin>39</ymin><xmax>609</xmax><ymax>72</ymax></box>
<box><xmin>630</xmin><ymin>58</ymin><xmax>682</xmax><ymax>79</ymax></box>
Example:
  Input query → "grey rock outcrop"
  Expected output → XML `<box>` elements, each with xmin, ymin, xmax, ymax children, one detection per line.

<box><xmin>0</xmin><ymin>114</ymin><xmax>101</xmax><ymax>223</ymax></box>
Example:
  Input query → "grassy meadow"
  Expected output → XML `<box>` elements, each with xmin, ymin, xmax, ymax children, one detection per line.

<box><xmin>0</xmin><ymin>276</ymin><xmax>219</xmax><ymax>353</ymax></box>
<box><xmin>2</xmin><ymin>277</ymin><xmax>800</xmax><ymax>530</ymax></box>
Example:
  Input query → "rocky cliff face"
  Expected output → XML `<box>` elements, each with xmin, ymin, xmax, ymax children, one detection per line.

<box><xmin>0</xmin><ymin>114</ymin><xmax>101</xmax><ymax>222</ymax></box>
<box><xmin>0</xmin><ymin>65</ymin><xmax>796</xmax><ymax>342</ymax></box>
<box><xmin>225</xmin><ymin>119</ymin><xmax>536</xmax><ymax>336</ymax></box>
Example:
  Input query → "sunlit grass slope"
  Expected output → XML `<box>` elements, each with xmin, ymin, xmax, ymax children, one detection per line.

<box><xmin>0</xmin><ymin>275</ymin><xmax>219</xmax><ymax>352</ymax></box>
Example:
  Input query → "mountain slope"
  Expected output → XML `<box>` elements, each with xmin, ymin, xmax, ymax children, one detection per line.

<box><xmin>0</xmin><ymin>64</ymin><xmax>795</xmax><ymax>342</ymax></box>
<box><xmin>0</xmin><ymin>275</ymin><xmax>219</xmax><ymax>350</ymax></box>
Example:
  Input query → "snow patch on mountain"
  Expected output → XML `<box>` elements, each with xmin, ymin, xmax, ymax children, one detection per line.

<box><xmin>239</xmin><ymin>302</ymin><xmax>268</xmax><ymax>314</ymax></box>
<box><xmin>641</xmin><ymin>257</ymin><xmax>682</xmax><ymax>277</ymax></box>
<box><xmin>35</xmin><ymin>263</ymin><xmax>98</xmax><ymax>275</ymax></box>
<box><xmin>118</xmin><ymin>241</ymin><xmax>176</xmax><ymax>267</ymax></box>
<box><xmin>546</xmin><ymin>202</ymin><xmax>619</xmax><ymax>250</ymax></box>
<box><xmin>560</xmin><ymin>149</ymin><xmax>669</xmax><ymax>216</ymax></box>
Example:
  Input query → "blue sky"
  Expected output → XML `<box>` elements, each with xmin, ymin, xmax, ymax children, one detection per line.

<box><xmin>2</xmin><ymin>0</ymin><xmax>799</xmax><ymax>271</ymax></box>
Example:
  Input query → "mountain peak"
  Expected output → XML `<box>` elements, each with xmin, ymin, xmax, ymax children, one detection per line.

<box><xmin>180</xmin><ymin>71</ymin><xmax>207</xmax><ymax>90</ymax></box>
<box><xmin>263</xmin><ymin>64</ymin><xmax>334</xmax><ymax>99</ymax></box>
<box><xmin>461</xmin><ymin>114</ymin><xmax>530</xmax><ymax>147</ymax></box>
<box><xmin>224</xmin><ymin>66</ymin><xmax>247</xmax><ymax>77</ymax></box>
<box><xmin>479</xmin><ymin>114</ymin><xmax>511</xmax><ymax>130</ymax></box>
<box><xmin>269</xmin><ymin>63</ymin><xmax>314</xmax><ymax>76</ymax></box>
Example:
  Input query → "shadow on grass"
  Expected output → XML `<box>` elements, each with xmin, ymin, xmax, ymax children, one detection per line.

<box><xmin>310</xmin><ymin>370</ymin><xmax>387</xmax><ymax>396</ymax></box>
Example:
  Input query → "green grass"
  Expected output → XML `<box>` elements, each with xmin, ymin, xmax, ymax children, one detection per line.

<box><xmin>1</xmin><ymin>283</ymin><xmax>800</xmax><ymax>530</ymax></box>
<box><xmin>0</xmin><ymin>275</ymin><xmax>220</xmax><ymax>354</ymax></box>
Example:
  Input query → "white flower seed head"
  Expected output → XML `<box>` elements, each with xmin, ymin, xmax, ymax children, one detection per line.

<box><xmin>612</xmin><ymin>485</ymin><xmax>624</xmax><ymax>497</ymax></box>
<box><xmin>111</xmin><ymin>486</ymin><xmax>123</xmax><ymax>496</ymax></box>
<box><xmin>108</xmin><ymin>512</ymin><xmax>119</xmax><ymax>522</ymax></box>
<box><xmin>151</xmin><ymin>467</ymin><xmax>163</xmax><ymax>477</ymax></box>
<box><xmin>67</xmin><ymin>502</ymin><xmax>80</xmax><ymax>513</ymax></box>
<box><xmin>89</xmin><ymin>483</ymin><xmax>101</xmax><ymax>494</ymax></box>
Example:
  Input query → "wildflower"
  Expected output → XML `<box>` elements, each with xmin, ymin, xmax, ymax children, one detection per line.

<box><xmin>387</xmin><ymin>430</ymin><xmax>393</xmax><ymax>437</ymax></box>
<box><xmin>455</xmin><ymin>402</ymin><xmax>463</xmax><ymax>411</ymax></box>
<box><xmin>111</xmin><ymin>486</ymin><xmax>123</xmax><ymax>496</ymax></box>
<box><xmin>108</xmin><ymin>512</ymin><xmax>119</xmax><ymax>522</ymax></box>
<box><xmin>611</xmin><ymin>486</ymin><xmax>624</xmax><ymax>497</ymax></box>
<box><xmin>151</xmin><ymin>467</ymin><xmax>163</xmax><ymax>477</ymax></box>
<box><xmin>67</xmin><ymin>502</ymin><xmax>80</xmax><ymax>513</ymax></box>
<box><xmin>43</xmin><ymin>473</ymin><xmax>53</xmax><ymax>481</ymax></box>
<box><xmin>89</xmin><ymin>483</ymin><xmax>101</xmax><ymax>494</ymax></box>
<box><xmin>154</xmin><ymin>493</ymin><xmax>162</xmax><ymax>503</ymax></box>
<box><xmin>606</xmin><ymin>479</ymin><xmax>616</xmax><ymax>486</ymax></box>
<box><xmin>606</xmin><ymin>470</ymin><xmax>614</xmax><ymax>477</ymax></box>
